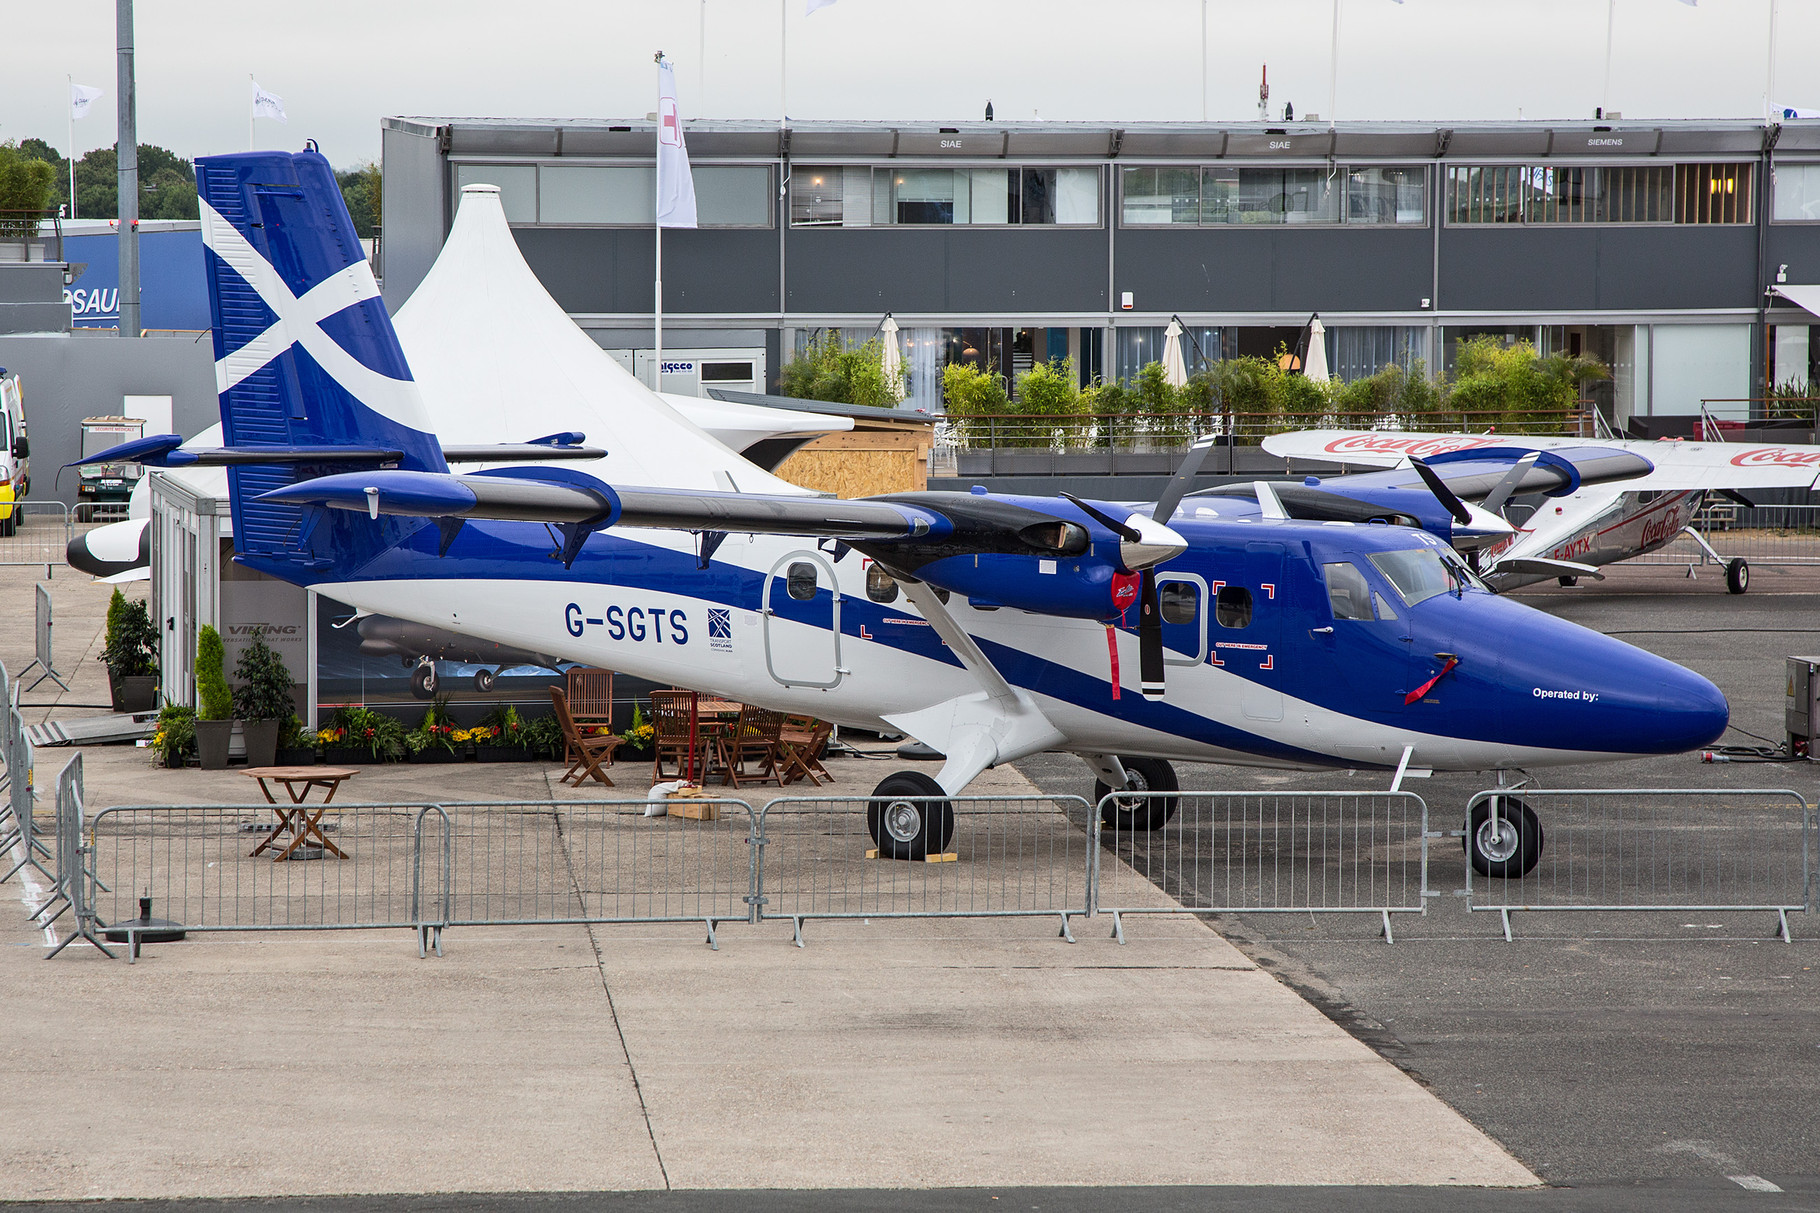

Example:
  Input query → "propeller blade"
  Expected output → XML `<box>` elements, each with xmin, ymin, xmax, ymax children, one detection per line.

<box><xmin>1719</xmin><ymin>488</ymin><xmax>1756</xmax><ymax>509</ymax></box>
<box><xmin>1408</xmin><ymin>457</ymin><xmax>1473</xmax><ymax>526</ymax></box>
<box><xmin>1060</xmin><ymin>491</ymin><xmax>1141</xmax><ymax>542</ymax></box>
<box><xmin>1138</xmin><ymin>570</ymin><xmax>1166</xmax><ymax>700</ymax></box>
<box><xmin>1478</xmin><ymin>451</ymin><xmax>1542</xmax><ymax>517</ymax></box>
<box><xmin>1253</xmin><ymin>480</ymin><xmax>1290</xmax><ymax>520</ymax></box>
<box><xmin>1151</xmin><ymin>434</ymin><xmax>1218</xmax><ymax>523</ymax></box>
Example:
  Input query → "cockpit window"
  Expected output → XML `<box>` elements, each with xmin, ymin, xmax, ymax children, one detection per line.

<box><xmin>1369</xmin><ymin>547</ymin><xmax>1480</xmax><ymax>605</ymax></box>
<box><xmin>1323</xmin><ymin>562</ymin><xmax>1375</xmax><ymax>620</ymax></box>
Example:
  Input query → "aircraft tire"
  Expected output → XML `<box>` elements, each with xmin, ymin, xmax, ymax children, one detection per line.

<box><xmin>1726</xmin><ymin>558</ymin><xmax>1749</xmax><ymax>595</ymax></box>
<box><xmin>1096</xmin><ymin>757</ymin><xmax>1180</xmax><ymax>832</ymax></box>
<box><xmin>410</xmin><ymin>663</ymin><xmax>437</xmax><ymax>699</ymax></box>
<box><xmin>474</xmin><ymin>668</ymin><xmax>497</xmax><ymax>693</ymax></box>
<box><xmin>1464</xmin><ymin>798</ymin><xmax>1543</xmax><ymax>879</ymax></box>
<box><xmin>1557</xmin><ymin>576</ymin><xmax>1577</xmax><ymax>588</ymax></box>
<box><xmin>866</xmin><ymin>771</ymin><xmax>955</xmax><ymax>860</ymax></box>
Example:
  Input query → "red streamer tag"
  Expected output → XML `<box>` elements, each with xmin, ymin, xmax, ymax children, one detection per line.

<box><xmin>1405</xmin><ymin>656</ymin><xmax>1459</xmax><ymax>705</ymax></box>
<box><xmin>1109</xmin><ymin>572</ymin><xmax>1140</xmax><ymax>622</ymax></box>
<box><xmin>1105</xmin><ymin>624</ymin><xmax>1122</xmax><ymax>700</ymax></box>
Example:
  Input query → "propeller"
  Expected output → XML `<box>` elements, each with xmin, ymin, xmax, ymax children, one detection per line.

<box><xmin>1478</xmin><ymin>451</ymin><xmax>1541</xmax><ymax>517</ymax></box>
<box><xmin>1407</xmin><ymin>457</ymin><xmax>1473</xmax><ymax>526</ymax></box>
<box><xmin>1150</xmin><ymin>434</ymin><xmax>1218</xmax><ymax>526</ymax></box>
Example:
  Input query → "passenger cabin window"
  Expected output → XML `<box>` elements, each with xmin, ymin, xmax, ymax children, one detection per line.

<box><xmin>865</xmin><ymin>563</ymin><xmax>898</xmax><ymax>604</ymax></box>
<box><xmin>786</xmin><ymin>561</ymin><xmax>819</xmax><ymax>601</ymax></box>
<box><xmin>1159</xmin><ymin>581</ymin><xmax>1199</xmax><ymax>625</ymax></box>
<box><xmin>1215</xmin><ymin>586</ymin><xmax>1253</xmax><ymax>628</ymax></box>
<box><xmin>1323</xmin><ymin>562</ymin><xmax>1375</xmax><ymax>621</ymax></box>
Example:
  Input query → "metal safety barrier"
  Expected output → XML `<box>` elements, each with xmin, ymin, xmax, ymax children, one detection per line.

<box><xmin>71</xmin><ymin>501</ymin><xmax>131</xmax><ymax>527</ymax></box>
<box><xmin>85</xmin><ymin>802</ymin><xmax>447</xmax><ymax>960</ymax></box>
<box><xmin>430</xmin><ymin>800</ymin><xmax>757</xmax><ymax>949</ymax></box>
<box><xmin>0</xmin><ymin>663</ymin><xmax>51</xmax><ymax>887</ymax></box>
<box><xmin>754</xmin><ymin>795</ymin><xmax>1094</xmax><ymax>945</ymax></box>
<box><xmin>1462</xmin><ymin>788</ymin><xmax>1816</xmax><ymax>941</ymax></box>
<box><xmin>0</xmin><ymin>502</ymin><xmax>72</xmax><ymax>573</ymax></box>
<box><xmin>1628</xmin><ymin>505</ymin><xmax>1820</xmax><ymax>570</ymax></box>
<box><xmin>1092</xmin><ymin>791</ymin><xmax>1432</xmax><ymax>943</ymax></box>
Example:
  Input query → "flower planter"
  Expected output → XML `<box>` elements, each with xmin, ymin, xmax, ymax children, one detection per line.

<box><xmin>242</xmin><ymin>720</ymin><xmax>282</xmax><ymax>768</ymax></box>
<box><xmin>194</xmin><ymin>720</ymin><xmax>233</xmax><ymax>770</ymax></box>
<box><xmin>408</xmin><ymin>748</ymin><xmax>468</xmax><ymax>764</ymax></box>
<box><xmin>320</xmin><ymin>747</ymin><xmax>380</xmax><ymax>765</ymax></box>
<box><xmin>275</xmin><ymin>747</ymin><xmax>318</xmax><ymax>766</ymax></box>
<box><xmin>476</xmin><ymin>744</ymin><xmax>537</xmax><ymax>762</ymax></box>
<box><xmin>108</xmin><ymin>670</ymin><xmax>159</xmax><ymax>714</ymax></box>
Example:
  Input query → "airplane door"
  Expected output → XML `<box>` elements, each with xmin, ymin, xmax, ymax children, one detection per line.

<box><xmin>763</xmin><ymin>551</ymin><xmax>844</xmax><ymax>689</ymax></box>
<box><xmin>1313</xmin><ymin>557</ymin><xmax>1413</xmax><ymax>723</ymax></box>
<box><xmin>1217</xmin><ymin>543</ymin><xmax>1285</xmax><ymax>723</ymax></box>
<box><xmin>1156</xmin><ymin>573</ymin><xmax>1209</xmax><ymax>667</ymax></box>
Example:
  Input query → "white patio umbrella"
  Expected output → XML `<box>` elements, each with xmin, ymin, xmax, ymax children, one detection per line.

<box><xmin>1161</xmin><ymin>317</ymin><xmax>1189</xmax><ymax>388</ymax></box>
<box><xmin>1304</xmin><ymin>315</ymin><xmax>1330</xmax><ymax>384</ymax></box>
<box><xmin>880</xmin><ymin>314</ymin><xmax>905</xmax><ymax>402</ymax></box>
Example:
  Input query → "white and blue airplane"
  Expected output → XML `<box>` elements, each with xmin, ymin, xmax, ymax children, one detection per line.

<box><xmin>86</xmin><ymin>149</ymin><xmax>1730</xmax><ymax>877</ymax></box>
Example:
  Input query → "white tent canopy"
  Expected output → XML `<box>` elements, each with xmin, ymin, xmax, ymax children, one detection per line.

<box><xmin>392</xmin><ymin>184</ymin><xmax>824</xmax><ymax>494</ymax></box>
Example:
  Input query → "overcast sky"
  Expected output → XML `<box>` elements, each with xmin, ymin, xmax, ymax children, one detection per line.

<box><xmin>5</xmin><ymin>0</ymin><xmax>1813</xmax><ymax>169</ymax></box>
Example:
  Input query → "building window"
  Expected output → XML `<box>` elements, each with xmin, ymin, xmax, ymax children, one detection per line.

<box><xmin>1773</xmin><ymin>163</ymin><xmax>1820</xmax><ymax>221</ymax></box>
<box><xmin>791</xmin><ymin>165</ymin><xmax>1099</xmax><ymax>227</ymax></box>
<box><xmin>456</xmin><ymin>164</ymin><xmax>537</xmax><ymax>222</ymax></box>
<box><xmin>694</xmin><ymin>165</ymin><xmax>773</xmax><ymax>226</ymax></box>
<box><xmin>456</xmin><ymin>162</ymin><xmax>772</xmax><ymax>227</ymax></box>
<box><xmin>538</xmin><ymin>165</ymin><xmax>651</xmax><ymax>223</ymax></box>
<box><xmin>1448</xmin><ymin>163</ymin><xmax>1751</xmax><ymax>225</ymax></box>
<box><xmin>1121</xmin><ymin>165</ymin><xmax>1422</xmax><ymax>226</ymax></box>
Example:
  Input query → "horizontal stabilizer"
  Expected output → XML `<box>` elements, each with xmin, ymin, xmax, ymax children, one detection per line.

<box><xmin>1492</xmin><ymin>557</ymin><xmax>1605</xmax><ymax>580</ymax></box>
<box><xmin>442</xmin><ymin>444</ymin><xmax>607</xmax><ymax>463</ymax></box>
<box><xmin>260</xmin><ymin>468</ymin><xmax>621</xmax><ymax>524</ymax></box>
<box><xmin>71</xmin><ymin>434</ymin><xmax>407</xmax><ymax>469</ymax></box>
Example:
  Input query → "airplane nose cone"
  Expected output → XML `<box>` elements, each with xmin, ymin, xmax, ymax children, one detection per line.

<box><xmin>1651</xmin><ymin>662</ymin><xmax>1730</xmax><ymax>754</ymax></box>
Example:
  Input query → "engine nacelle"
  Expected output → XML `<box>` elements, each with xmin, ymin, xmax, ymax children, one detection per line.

<box><xmin>911</xmin><ymin>548</ymin><xmax>1138</xmax><ymax>620</ymax></box>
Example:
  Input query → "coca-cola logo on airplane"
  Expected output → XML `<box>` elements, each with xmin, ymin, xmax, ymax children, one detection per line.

<box><xmin>1324</xmin><ymin>435</ymin><xmax>1505</xmax><ymax>458</ymax></box>
<box><xmin>1729</xmin><ymin>447</ymin><xmax>1820</xmax><ymax>468</ymax></box>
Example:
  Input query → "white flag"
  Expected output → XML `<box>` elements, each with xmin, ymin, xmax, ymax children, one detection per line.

<box><xmin>252</xmin><ymin>81</ymin><xmax>288</xmax><ymax>123</ymax></box>
<box><xmin>70</xmin><ymin>83</ymin><xmax>104</xmax><ymax>120</ymax></box>
<box><xmin>806</xmin><ymin>0</ymin><xmax>839</xmax><ymax>13</ymax></box>
<box><xmin>656</xmin><ymin>60</ymin><xmax>698</xmax><ymax>229</ymax></box>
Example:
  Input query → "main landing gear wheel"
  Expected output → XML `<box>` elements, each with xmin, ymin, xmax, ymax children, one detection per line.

<box><xmin>1726</xmin><ymin>558</ymin><xmax>1750</xmax><ymax>595</ymax></box>
<box><xmin>1465</xmin><ymin>798</ymin><xmax>1544</xmax><ymax>879</ymax></box>
<box><xmin>410</xmin><ymin>662</ymin><xmax>437</xmax><ymax>699</ymax></box>
<box><xmin>1557</xmin><ymin>575</ymin><xmax>1578</xmax><ymax>587</ymax></box>
<box><xmin>474</xmin><ymin>667</ymin><xmax>498</xmax><ymax>693</ymax></box>
<box><xmin>867</xmin><ymin>771</ymin><xmax>955</xmax><ymax>861</ymax></box>
<box><xmin>1095</xmin><ymin>756</ymin><xmax>1180</xmax><ymax>832</ymax></box>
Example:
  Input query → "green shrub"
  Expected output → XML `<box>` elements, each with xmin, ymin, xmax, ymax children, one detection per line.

<box><xmin>521</xmin><ymin>711</ymin><xmax>565</xmax><ymax>759</ymax></box>
<box><xmin>940</xmin><ymin>362</ymin><xmax>1012</xmax><ymax>443</ymax></box>
<box><xmin>324</xmin><ymin>704</ymin><xmax>408</xmax><ymax>761</ymax></box>
<box><xmin>779</xmin><ymin>332</ymin><xmax>900</xmax><ymax>407</ymax></box>
<box><xmin>102</xmin><ymin>590</ymin><xmax>159</xmax><ymax>678</ymax></box>
<box><xmin>231</xmin><ymin>636</ymin><xmax>294</xmax><ymax>721</ymax></box>
<box><xmin>196</xmin><ymin>625</ymin><xmax>231</xmax><ymax>721</ymax></box>
<box><xmin>149</xmin><ymin>704</ymin><xmax>195</xmax><ymax>766</ymax></box>
<box><xmin>1008</xmin><ymin>358</ymin><xmax>1091</xmax><ymax>447</ymax></box>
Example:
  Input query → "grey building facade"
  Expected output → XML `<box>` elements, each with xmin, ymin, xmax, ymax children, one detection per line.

<box><xmin>381</xmin><ymin>116</ymin><xmax>1820</xmax><ymax>430</ymax></box>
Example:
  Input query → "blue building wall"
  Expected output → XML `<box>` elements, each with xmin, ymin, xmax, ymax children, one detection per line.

<box><xmin>61</xmin><ymin>228</ymin><xmax>211</xmax><ymax>332</ymax></box>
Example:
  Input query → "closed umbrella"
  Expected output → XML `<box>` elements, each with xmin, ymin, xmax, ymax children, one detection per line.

<box><xmin>880</xmin><ymin>314</ymin><xmax>905</xmax><ymax>402</ymax></box>
<box><xmin>1304</xmin><ymin>315</ymin><xmax>1330</xmax><ymax>384</ymax></box>
<box><xmin>1161</xmin><ymin>317</ymin><xmax>1189</xmax><ymax>388</ymax></box>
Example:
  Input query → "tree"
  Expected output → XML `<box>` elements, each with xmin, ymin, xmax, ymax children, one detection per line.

<box><xmin>0</xmin><ymin>142</ymin><xmax>57</xmax><ymax>239</ymax></box>
<box><xmin>779</xmin><ymin>331</ymin><xmax>899</xmax><ymax>407</ymax></box>
<box><xmin>1449</xmin><ymin>337</ymin><xmax>1607</xmax><ymax>433</ymax></box>
<box><xmin>939</xmin><ymin>362</ymin><xmax>1011</xmax><ymax>443</ymax></box>
<box><xmin>336</xmin><ymin>163</ymin><xmax>381</xmax><ymax>239</ymax></box>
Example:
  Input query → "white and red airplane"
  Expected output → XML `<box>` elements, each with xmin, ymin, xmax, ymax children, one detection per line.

<box><xmin>1262</xmin><ymin>428</ymin><xmax>1820</xmax><ymax>593</ymax></box>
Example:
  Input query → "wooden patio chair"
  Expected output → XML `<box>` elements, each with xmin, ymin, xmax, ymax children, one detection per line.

<box><xmin>715</xmin><ymin>705</ymin><xmax>785</xmax><ymax>789</ymax></box>
<box><xmin>648</xmin><ymin>689</ymin><xmax>700</xmax><ymax>782</ymax></box>
<box><xmin>550</xmin><ymin>687</ymin><xmax>619</xmax><ymax>787</ymax></box>
<box><xmin>563</xmin><ymin>668</ymin><xmax>615</xmax><ymax>770</ymax></box>
<box><xmin>775</xmin><ymin>715</ymin><xmax>834</xmax><ymax>787</ymax></box>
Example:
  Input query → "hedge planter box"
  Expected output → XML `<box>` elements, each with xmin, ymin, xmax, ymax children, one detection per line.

<box><xmin>477</xmin><ymin>744</ymin><xmax>537</xmax><ymax>762</ymax></box>
<box><xmin>409</xmin><ymin>748</ymin><xmax>472</xmax><ymax>764</ymax></box>
<box><xmin>108</xmin><ymin>671</ymin><xmax>159</xmax><ymax>714</ymax></box>
<box><xmin>320</xmin><ymin>747</ymin><xmax>386</xmax><ymax>765</ymax></box>
<box><xmin>275</xmin><ymin>748</ymin><xmax>319</xmax><ymax>766</ymax></box>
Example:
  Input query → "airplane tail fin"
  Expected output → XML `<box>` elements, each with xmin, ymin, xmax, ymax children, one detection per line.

<box><xmin>195</xmin><ymin>145</ymin><xmax>446</xmax><ymax>578</ymax></box>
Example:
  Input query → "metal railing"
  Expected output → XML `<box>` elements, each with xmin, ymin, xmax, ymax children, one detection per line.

<box><xmin>937</xmin><ymin>408</ymin><xmax>1584</xmax><ymax>451</ymax></box>
<box><xmin>1625</xmin><ymin>504</ymin><xmax>1820</xmax><ymax>569</ymax></box>
<box><xmin>755</xmin><ymin>795</ymin><xmax>1094</xmax><ymax>945</ymax></box>
<box><xmin>1092</xmin><ymin>791</ymin><xmax>1431</xmax><ymax>943</ymax></box>
<box><xmin>0</xmin><ymin>210</ymin><xmax>62</xmax><ymax>262</ymax></box>
<box><xmin>1463</xmin><ymin>788</ymin><xmax>1816</xmax><ymax>941</ymax></box>
<box><xmin>0</xmin><ymin>502</ymin><xmax>75</xmax><ymax>573</ymax></box>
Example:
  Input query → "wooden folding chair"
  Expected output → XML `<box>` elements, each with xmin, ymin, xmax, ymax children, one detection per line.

<box><xmin>551</xmin><ymin>687</ymin><xmax>619</xmax><ymax>787</ymax></box>
<box><xmin>775</xmin><ymin>715</ymin><xmax>833</xmax><ymax>787</ymax></box>
<box><xmin>715</xmin><ymin>705</ymin><xmax>785</xmax><ymax>789</ymax></box>
<box><xmin>563</xmin><ymin>668</ymin><xmax>615</xmax><ymax>770</ymax></box>
<box><xmin>648</xmin><ymin>689</ymin><xmax>699</xmax><ymax>782</ymax></box>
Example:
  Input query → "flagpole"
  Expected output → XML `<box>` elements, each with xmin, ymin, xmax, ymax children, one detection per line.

<box><xmin>249</xmin><ymin>74</ymin><xmax>256</xmax><ymax>151</ymax></box>
<box><xmin>68</xmin><ymin>76</ymin><xmax>77</xmax><ymax>220</ymax></box>
<box><xmin>779</xmin><ymin>0</ymin><xmax>787</xmax><ymax>129</ymax></box>
<box><xmin>1602</xmin><ymin>0</ymin><xmax>1615</xmax><ymax>117</ymax></box>
<box><xmin>1327</xmin><ymin>0</ymin><xmax>1340</xmax><ymax>128</ymax></box>
<box><xmin>1765</xmin><ymin>0</ymin><xmax>1779</xmax><ymax>122</ymax></box>
<box><xmin>654</xmin><ymin>52</ymin><xmax>664</xmax><ymax>394</ymax></box>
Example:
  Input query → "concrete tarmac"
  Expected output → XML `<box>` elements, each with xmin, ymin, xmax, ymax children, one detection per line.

<box><xmin>1</xmin><ymin>577</ymin><xmax>1535</xmax><ymax>1199</ymax></box>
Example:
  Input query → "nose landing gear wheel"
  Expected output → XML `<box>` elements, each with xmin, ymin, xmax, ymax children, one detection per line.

<box><xmin>866</xmin><ymin>771</ymin><xmax>956</xmax><ymax>861</ymax></box>
<box><xmin>1726</xmin><ymin>558</ymin><xmax>1749</xmax><ymax>595</ymax></box>
<box><xmin>1095</xmin><ymin>756</ymin><xmax>1179</xmax><ymax>832</ymax></box>
<box><xmin>1465</xmin><ymin>798</ymin><xmax>1543</xmax><ymax>878</ymax></box>
<box><xmin>410</xmin><ymin>662</ymin><xmax>437</xmax><ymax>699</ymax></box>
<box><xmin>474</xmin><ymin>667</ymin><xmax>498</xmax><ymax>693</ymax></box>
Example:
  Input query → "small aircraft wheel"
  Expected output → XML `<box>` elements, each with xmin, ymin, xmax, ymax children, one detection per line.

<box><xmin>1726</xmin><ymin>558</ymin><xmax>1749</xmax><ymax>595</ymax></box>
<box><xmin>1557</xmin><ymin>575</ymin><xmax>1578</xmax><ymax>588</ymax></box>
<box><xmin>1464</xmin><ymin>798</ymin><xmax>1544</xmax><ymax>879</ymax></box>
<box><xmin>0</xmin><ymin>509</ymin><xmax>15</xmax><ymax>538</ymax></box>
<box><xmin>410</xmin><ymin>662</ymin><xmax>437</xmax><ymax>699</ymax></box>
<box><xmin>1095</xmin><ymin>756</ymin><xmax>1180</xmax><ymax>832</ymax></box>
<box><xmin>474</xmin><ymin>668</ymin><xmax>497</xmax><ymax>693</ymax></box>
<box><xmin>866</xmin><ymin>771</ymin><xmax>955</xmax><ymax>860</ymax></box>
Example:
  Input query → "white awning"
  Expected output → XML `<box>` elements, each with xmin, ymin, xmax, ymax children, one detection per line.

<box><xmin>1771</xmin><ymin>283</ymin><xmax>1820</xmax><ymax>319</ymax></box>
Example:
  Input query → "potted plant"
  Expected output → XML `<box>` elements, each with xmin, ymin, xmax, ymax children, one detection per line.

<box><xmin>232</xmin><ymin>636</ymin><xmax>295</xmax><ymax>768</ymax></box>
<box><xmin>520</xmin><ymin>711</ymin><xmax>564</xmax><ymax>762</ymax></box>
<box><xmin>320</xmin><ymin>705</ymin><xmax>407</xmax><ymax>763</ymax></box>
<box><xmin>102</xmin><ymin>588</ymin><xmax>160</xmax><ymax>713</ymax></box>
<box><xmin>408</xmin><ymin>696</ymin><xmax>467</xmax><ymax>762</ymax></box>
<box><xmin>194</xmin><ymin>624</ymin><xmax>233</xmax><ymax>769</ymax></box>
<box><xmin>618</xmin><ymin>703</ymin><xmax>655</xmax><ymax>761</ymax></box>
<box><xmin>474</xmin><ymin>705</ymin><xmax>533</xmax><ymax>761</ymax></box>
<box><xmin>148</xmin><ymin>703</ymin><xmax>195</xmax><ymax>768</ymax></box>
<box><xmin>274</xmin><ymin>716</ymin><xmax>314</xmax><ymax>765</ymax></box>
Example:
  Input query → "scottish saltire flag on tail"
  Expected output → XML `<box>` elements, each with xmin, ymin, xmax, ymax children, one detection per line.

<box><xmin>656</xmin><ymin>60</ymin><xmax>697</xmax><ymax>229</ymax></box>
<box><xmin>69</xmin><ymin>83</ymin><xmax>103</xmax><ymax>120</ymax></box>
<box><xmin>251</xmin><ymin>81</ymin><xmax>288</xmax><ymax>123</ymax></box>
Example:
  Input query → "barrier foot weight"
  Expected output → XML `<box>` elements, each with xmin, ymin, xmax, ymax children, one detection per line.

<box><xmin>1500</xmin><ymin>908</ymin><xmax>1514</xmax><ymax>943</ymax></box>
<box><xmin>1109</xmin><ymin>909</ymin><xmax>1126</xmax><ymax>945</ymax></box>
<box><xmin>792</xmin><ymin>916</ymin><xmax>805</xmax><ymax>949</ymax></box>
<box><xmin>1057</xmin><ymin>912</ymin><xmax>1075</xmax><ymax>944</ymax></box>
<box><xmin>1380</xmin><ymin>909</ymin><xmax>1395</xmax><ymax>944</ymax></box>
<box><xmin>704</xmin><ymin>918</ymin><xmax>719</xmax><ymax>951</ymax></box>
